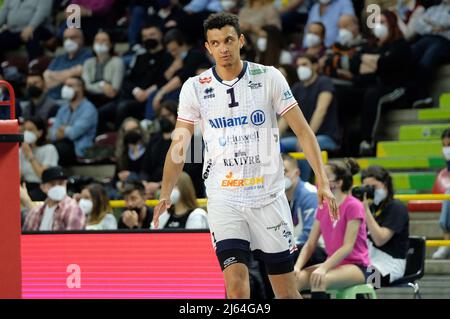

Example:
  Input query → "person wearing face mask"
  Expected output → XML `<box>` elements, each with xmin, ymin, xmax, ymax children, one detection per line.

<box><xmin>22</xmin><ymin>166</ymin><xmax>86</xmax><ymax>231</ymax></box>
<box><xmin>82</xmin><ymin>31</ymin><xmax>125</xmax><ymax>108</ymax></box>
<box><xmin>98</xmin><ymin>24</ymin><xmax>173</xmax><ymax>131</ymax></box>
<box><xmin>295</xmin><ymin>158</ymin><xmax>370</xmax><ymax>299</ymax></box>
<box><xmin>150</xmin><ymin>29</ymin><xmax>210</xmax><ymax>116</ymax></box>
<box><xmin>20</xmin><ymin>117</ymin><xmax>59</xmax><ymax>201</ymax></box>
<box><xmin>283</xmin><ymin>155</ymin><xmax>327</xmax><ymax>267</ymax></box>
<box><xmin>304</xmin><ymin>0</ymin><xmax>355</xmax><ymax>48</ymax></box>
<box><xmin>357</xmin><ymin>10</ymin><xmax>413</xmax><ymax>155</ymax></box>
<box><xmin>21</xmin><ymin>72</ymin><xmax>60</xmax><ymax>122</ymax></box>
<box><xmin>152</xmin><ymin>172</ymin><xmax>208</xmax><ymax>229</ymax></box>
<box><xmin>432</xmin><ymin>129</ymin><xmax>450</xmax><ymax>259</ymax></box>
<box><xmin>360</xmin><ymin>165</ymin><xmax>409</xmax><ymax>285</ymax></box>
<box><xmin>118</xmin><ymin>181</ymin><xmax>153</xmax><ymax>229</ymax></box>
<box><xmin>79</xmin><ymin>183</ymin><xmax>117</xmax><ymax>230</ymax></box>
<box><xmin>44</xmin><ymin>28</ymin><xmax>93</xmax><ymax>100</ymax></box>
<box><xmin>301</xmin><ymin>22</ymin><xmax>327</xmax><ymax>58</ymax></box>
<box><xmin>50</xmin><ymin>76</ymin><xmax>98</xmax><ymax>165</ymax></box>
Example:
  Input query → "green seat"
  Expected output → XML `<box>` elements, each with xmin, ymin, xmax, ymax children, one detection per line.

<box><xmin>440</xmin><ymin>93</ymin><xmax>450</xmax><ymax>109</ymax></box>
<box><xmin>328</xmin><ymin>284</ymin><xmax>377</xmax><ymax>299</ymax></box>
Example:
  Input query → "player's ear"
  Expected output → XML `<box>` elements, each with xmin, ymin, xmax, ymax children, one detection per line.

<box><xmin>205</xmin><ymin>41</ymin><xmax>212</xmax><ymax>55</ymax></box>
<box><xmin>239</xmin><ymin>34</ymin><xmax>245</xmax><ymax>49</ymax></box>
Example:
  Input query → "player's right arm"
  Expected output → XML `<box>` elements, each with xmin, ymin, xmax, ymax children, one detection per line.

<box><xmin>153</xmin><ymin>120</ymin><xmax>194</xmax><ymax>228</ymax></box>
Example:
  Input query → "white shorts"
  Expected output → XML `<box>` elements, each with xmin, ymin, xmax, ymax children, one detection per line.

<box><xmin>207</xmin><ymin>193</ymin><xmax>298</xmax><ymax>265</ymax></box>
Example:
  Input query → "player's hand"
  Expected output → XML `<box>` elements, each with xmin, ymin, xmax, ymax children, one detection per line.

<box><xmin>152</xmin><ymin>198</ymin><xmax>171</xmax><ymax>229</ymax></box>
<box><xmin>311</xmin><ymin>266</ymin><xmax>327</xmax><ymax>290</ymax></box>
<box><xmin>21</xmin><ymin>26</ymin><xmax>34</xmax><ymax>42</ymax></box>
<box><xmin>318</xmin><ymin>186</ymin><xmax>339</xmax><ymax>221</ymax></box>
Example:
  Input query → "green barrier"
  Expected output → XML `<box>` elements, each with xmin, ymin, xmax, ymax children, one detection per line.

<box><xmin>376</xmin><ymin>140</ymin><xmax>442</xmax><ymax>158</ymax></box>
<box><xmin>354</xmin><ymin>172</ymin><xmax>436</xmax><ymax>190</ymax></box>
<box><xmin>399</xmin><ymin>124</ymin><xmax>449</xmax><ymax>141</ymax></box>
<box><xmin>418</xmin><ymin>108</ymin><xmax>450</xmax><ymax>121</ymax></box>
<box><xmin>357</xmin><ymin>156</ymin><xmax>445</xmax><ymax>170</ymax></box>
<box><xmin>440</xmin><ymin>93</ymin><xmax>450</xmax><ymax>109</ymax></box>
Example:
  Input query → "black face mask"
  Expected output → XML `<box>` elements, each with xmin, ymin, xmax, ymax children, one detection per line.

<box><xmin>27</xmin><ymin>85</ymin><xmax>43</xmax><ymax>98</ymax></box>
<box><xmin>124</xmin><ymin>130</ymin><xmax>143</xmax><ymax>145</ymax></box>
<box><xmin>126</xmin><ymin>206</ymin><xmax>142</xmax><ymax>214</ymax></box>
<box><xmin>159</xmin><ymin>117</ymin><xmax>175</xmax><ymax>133</ymax></box>
<box><xmin>144</xmin><ymin>39</ymin><xmax>159</xmax><ymax>50</ymax></box>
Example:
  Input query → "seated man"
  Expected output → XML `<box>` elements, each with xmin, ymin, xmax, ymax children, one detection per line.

<box><xmin>21</xmin><ymin>71</ymin><xmax>60</xmax><ymax>122</ymax></box>
<box><xmin>50</xmin><ymin>76</ymin><xmax>98</xmax><ymax>166</ymax></box>
<box><xmin>299</xmin><ymin>22</ymin><xmax>327</xmax><ymax>58</ymax></box>
<box><xmin>44</xmin><ymin>28</ymin><xmax>92</xmax><ymax>100</ymax></box>
<box><xmin>0</xmin><ymin>0</ymin><xmax>53</xmax><ymax>61</ymax></box>
<box><xmin>21</xmin><ymin>166</ymin><xmax>86</xmax><ymax>231</ymax></box>
<box><xmin>118</xmin><ymin>181</ymin><xmax>153</xmax><ymax>229</ymax></box>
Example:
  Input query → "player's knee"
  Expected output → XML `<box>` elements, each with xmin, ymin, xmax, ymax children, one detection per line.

<box><xmin>296</xmin><ymin>270</ymin><xmax>309</xmax><ymax>290</ymax></box>
<box><xmin>226</xmin><ymin>276</ymin><xmax>250</xmax><ymax>299</ymax></box>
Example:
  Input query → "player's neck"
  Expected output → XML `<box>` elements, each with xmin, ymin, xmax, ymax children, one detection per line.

<box><xmin>215</xmin><ymin>60</ymin><xmax>243</xmax><ymax>81</ymax></box>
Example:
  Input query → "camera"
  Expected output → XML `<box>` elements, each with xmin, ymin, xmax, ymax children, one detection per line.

<box><xmin>352</xmin><ymin>185</ymin><xmax>375</xmax><ymax>201</ymax></box>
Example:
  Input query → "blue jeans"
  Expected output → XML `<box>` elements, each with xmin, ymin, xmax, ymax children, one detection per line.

<box><xmin>439</xmin><ymin>189</ymin><xmax>450</xmax><ymax>233</ymax></box>
<box><xmin>280</xmin><ymin>134</ymin><xmax>338</xmax><ymax>181</ymax></box>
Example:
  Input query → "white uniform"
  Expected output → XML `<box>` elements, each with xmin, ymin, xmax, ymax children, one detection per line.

<box><xmin>178</xmin><ymin>61</ymin><xmax>298</xmax><ymax>261</ymax></box>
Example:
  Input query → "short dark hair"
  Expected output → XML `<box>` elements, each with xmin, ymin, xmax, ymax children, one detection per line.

<box><xmin>441</xmin><ymin>128</ymin><xmax>450</xmax><ymax>140</ymax></box>
<box><xmin>298</xmin><ymin>53</ymin><xmax>319</xmax><ymax>65</ymax></box>
<box><xmin>203</xmin><ymin>12</ymin><xmax>241</xmax><ymax>39</ymax></box>
<box><xmin>70</xmin><ymin>76</ymin><xmax>85</xmax><ymax>92</ymax></box>
<box><xmin>163</xmin><ymin>28</ymin><xmax>186</xmax><ymax>46</ymax></box>
<box><xmin>24</xmin><ymin>116</ymin><xmax>47</xmax><ymax>146</ymax></box>
<box><xmin>122</xmin><ymin>181</ymin><xmax>145</xmax><ymax>198</ymax></box>
<box><xmin>309</xmin><ymin>21</ymin><xmax>326</xmax><ymax>38</ymax></box>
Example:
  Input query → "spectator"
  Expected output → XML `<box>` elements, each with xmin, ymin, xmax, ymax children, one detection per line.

<box><xmin>149</xmin><ymin>29</ymin><xmax>210</xmax><ymax>117</ymax></box>
<box><xmin>118</xmin><ymin>181</ymin><xmax>153</xmax><ymax>229</ymax></box>
<box><xmin>20</xmin><ymin>117</ymin><xmax>59</xmax><ymax>201</ymax></box>
<box><xmin>21</xmin><ymin>72</ymin><xmax>60</xmax><ymax>122</ymax></box>
<box><xmin>79</xmin><ymin>183</ymin><xmax>117</xmax><ymax>230</ymax></box>
<box><xmin>152</xmin><ymin>0</ymin><xmax>189</xmax><ymax>33</ymax></box>
<box><xmin>294</xmin><ymin>159</ymin><xmax>370</xmax><ymax>299</ymax></box>
<box><xmin>300</xmin><ymin>22</ymin><xmax>327</xmax><ymax>58</ymax></box>
<box><xmin>277</xmin><ymin>64</ymin><xmax>300</xmax><ymax>87</ymax></box>
<box><xmin>360</xmin><ymin>165</ymin><xmax>409</xmax><ymax>285</ymax></box>
<box><xmin>183</xmin><ymin>0</ymin><xmax>223</xmax><ymax>42</ymax></box>
<box><xmin>0</xmin><ymin>67</ymin><xmax>22</xmax><ymax>120</ymax></box>
<box><xmin>322</xmin><ymin>15</ymin><xmax>366</xmax><ymax>80</ymax></box>
<box><xmin>98</xmin><ymin>24</ymin><xmax>173</xmax><ymax>130</ymax></box>
<box><xmin>257</xmin><ymin>25</ymin><xmax>293</xmax><ymax>66</ymax></box>
<box><xmin>283</xmin><ymin>154</ymin><xmax>327</xmax><ymax>267</ymax></box>
<box><xmin>0</xmin><ymin>0</ymin><xmax>53</xmax><ymax>61</ymax></box>
<box><xmin>396</xmin><ymin>0</ymin><xmax>429</xmax><ymax>41</ymax></box>
<box><xmin>44</xmin><ymin>27</ymin><xmax>93</xmax><ymax>100</ymax></box>
<box><xmin>239</xmin><ymin>0</ymin><xmax>281</xmax><ymax>44</ymax></box>
<box><xmin>59</xmin><ymin>0</ymin><xmax>118</xmax><ymax>44</ymax></box>
<box><xmin>432</xmin><ymin>128</ymin><xmax>450</xmax><ymax>259</ymax></box>
<box><xmin>21</xmin><ymin>166</ymin><xmax>86</xmax><ymax>231</ymax></box>
<box><xmin>275</xmin><ymin>0</ymin><xmax>312</xmax><ymax>34</ymax></box>
<box><xmin>50</xmin><ymin>76</ymin><xmax>98</xmax><ymax>165</ymax></box>
<box><xmin>82</xmin><ymin>31</ymin><xmax>125</xmax><ymax>107</ymax></box>
<box><xmin>305</xmin><ymin>0</ymin><xmax>355</xmax><ymax>48</ymax></box>
<box><xmin>410</xmin><ymin>0</ymin><xmax>450</xmax><ymax>104</ymax></box>
<box><xmin>357</xmin><ymin>10</ymin><xmax>412</xmax><ymax>155</ymax></box>
<box><xmin>279</xmin><ymin>54</ymin><xmax>341</xmax><ymax>175</ymax></box>
<box><xmin>153</xmin><ymin>172</ymin><xmax>208</xmax><ymax>229</ymax></box>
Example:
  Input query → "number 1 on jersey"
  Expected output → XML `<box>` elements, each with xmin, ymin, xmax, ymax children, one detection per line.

<box><xmin>227</xmin><ymin>87</ymin><xmax>239</xmax><ymax>108</ymax></box>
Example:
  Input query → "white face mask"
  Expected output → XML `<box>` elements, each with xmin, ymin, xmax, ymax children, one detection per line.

<box><xmin>23</xmin><ymin>130</ymin><xmax>38</xmax><ymax>144</ymax></box>
<box><xmin>284</xmin><ymin>176</ymin><xmax>293</xmax><ymax>190</ymax></box>
<box><xmin>257</xmin><ymin>37</ymin><xmax>268</xmax><ymax>52</ymax></box>
<box><xmin>221</xmin><ymin>0</ymin><xmax>235</xmax><ymax>11</ymax></box>
<box><xmin>79</xmin><ymin>198</ymin><xmax>93</xmax><ymax>215</ymax></box>
<box><xmin>158</xmin><ymin>9</ymin><xmax>170</xmax><ymax>19</ymax></box>
<box><xmin>93</xmin><ymin>43</ymin><xmax>109</xmax><ymax>55</ymax></box>
<box><xmin>338</xmin><ymin>28</ymin><xmax>354</xmax><ymax>46</ymax></box>
<box><xmin>64</xmin><ymin>39</ymin><xmax>79</xmax><ymax>53</ymax></box>
<box><xmin>61</xmin><ymin>85</ymin><xmax>76</xmax><ymax>101</ymax></box>
<box><xmin>170</xmin><ymin>188</ymin><xmax>181</xmax><ymax>205</ymax></box>
<box><xmin>304</xmin><ymin>33</ymin><xmax>322</xmax><ymax>48</ymax></box>
<box><xmin>373</xmin><ymin>23</ymin><xmax>389</xmax><ymax>40</ymax></box>
<box><xmin>443</xmin><ymin>146</ymin><xmax>450</xmax><ymax>161</ymax></box>
<box><xmin>297</xmin><ymin>66</ymin><xmax>312</xmax><ymax>81</ymax></box>
<box><xmin>47</xmin><ymin>185</ymin><xmax>67</xmax><ymax>202</ymax></box>
<box><xmin>373</xmin><ymin>188</ymin><xmax>387</xmax><ymax>205</ymax></box>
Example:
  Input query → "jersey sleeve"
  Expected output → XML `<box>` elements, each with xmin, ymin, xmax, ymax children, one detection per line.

<box><xmin>270</xmin><ymin>66</ymin><xmax>299</xmax><ymax>116</ymax></box>
<box><xmin>177</xmin><ymin>77</ymin><xmax>201</xmax><ymax>124</ymax></box>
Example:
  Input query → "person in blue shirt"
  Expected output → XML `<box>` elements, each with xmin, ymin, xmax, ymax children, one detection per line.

<box><xmin>304</xmin><ymin>0</ymin><xmax>355</xmax><ymax>48</ymax></box>
<box><xmin>50</xmin><ymin>76</ymin><xmax>98</xmax><ymax>166</ymax></box>
<box><xmin>44</xmin><ymin>28</ymin><xmax>92</xmax><ymax>100</ymax></box>
<box><xmin>283</xmin><ymin>154</ymin><xmax>327</xmax><ymax>268</ymax></box>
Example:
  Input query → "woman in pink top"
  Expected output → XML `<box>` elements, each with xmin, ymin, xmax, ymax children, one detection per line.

<box><xmin>294</xmin><ymin>158</ymin><xmax>370</xmax><ymax>299</ymax></box>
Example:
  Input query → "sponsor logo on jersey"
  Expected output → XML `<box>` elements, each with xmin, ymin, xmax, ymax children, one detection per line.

<box><xmin>223</xmin><ymin>151</ymin><xmax>261</xmax><ymax>167</ymax></box>
<box><xmin>203</xmin><ymin>159</ymin><xmax>213</xmax><ymax>180</ymax></box>
<box><xmin>209</xmin><ymin>110</ymin><xmax>265</xmax><ymax>128</ymax></box>
<box><xmin>249</xmin><ymin>67</ymin><xmax>268</xmax><ymax>75</ymax></box>
<box><xmin>203</xmin><ymin>87</ymin><xmax>215</xmax><ymax>99</ymax></box>
<box><xmin>199</xmin><ymin>76</ymin><xmax>212</xmax><ymax>84</ymax></box>
<box><xmin>282</xmin><ymin>90</ymin><xmax>293</xmax><ymax>100</ymax></box>
<box><xmin>221</xmin><ymin>172</ymin><xmax>264</xmax><ymax>187</ymax></box>
<box><xmin>219</xmin><ymin>131</ymin><xmax>260</xmax><ymax>146</ymax></box>
<box><xmin>267</xmin><ymin>221</ymin><xmax>288</xmax><ymax>231</ymax></box>
<box><xmin>248</xmin><ymin>81</ymin><xmax>262</xmax><ymax>90</ymax></box>
<box><xmin>250</xmin><ymin>110</ymin><xmax>265</xmax><ymax>125</ymax></box>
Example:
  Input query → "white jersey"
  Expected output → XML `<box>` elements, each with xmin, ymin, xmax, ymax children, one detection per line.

<box><xmin>177</xmin><ymin>61</ymin><xmax>298</xmax><ymax>208</ymax></box>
